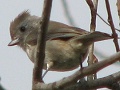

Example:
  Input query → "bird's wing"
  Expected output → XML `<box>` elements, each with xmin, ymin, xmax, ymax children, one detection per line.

<box><xmin>46</xmin><ymin>27</ymin><xmax>89</xmax><ymax>41</ymax></box>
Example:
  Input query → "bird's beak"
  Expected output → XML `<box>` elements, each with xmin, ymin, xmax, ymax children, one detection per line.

<box><xmin>8</xmin><ymin>38</ymin><xmax>20</xmax><ymax>46</ymax></box>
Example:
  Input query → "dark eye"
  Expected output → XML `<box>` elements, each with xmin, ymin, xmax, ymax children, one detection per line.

<box><xmin>20</xmin><ymin>26</ymin><xmax>26</xmax><ymax>32</ymax></box>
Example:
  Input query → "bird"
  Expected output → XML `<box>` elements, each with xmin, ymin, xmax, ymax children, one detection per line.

<box><xmin>8</xmin><ymin>11</ymin><xmax>112</xmax><ymax>77</ymax></box>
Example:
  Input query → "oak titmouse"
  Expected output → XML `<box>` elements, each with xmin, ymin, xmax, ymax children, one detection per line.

<box><xmin>8</xmin><ymin>11</ymin><xmax>112</xmax><ymax>74</ymax></box>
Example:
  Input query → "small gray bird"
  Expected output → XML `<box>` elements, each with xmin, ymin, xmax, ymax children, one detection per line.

<box><xmin>8</xmin><ymin>11</ymin><xmax>112</xmax><ymax>74</ymax></box>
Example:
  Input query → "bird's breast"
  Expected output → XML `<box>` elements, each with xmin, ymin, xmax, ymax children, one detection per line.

<box><xmin>25</xmin><ymin>44</ymin><xmax>36</xmax><ymax>62</ymax></box>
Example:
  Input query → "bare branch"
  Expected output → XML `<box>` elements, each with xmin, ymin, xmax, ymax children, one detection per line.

<box><xmin>105</xmin><ymin>0</ymin><xmax>120</xmax><ymax>52</ymax></box>
<box><xmin>86</xmin><ymin>0</ymin><xmax>98</xmax><ymax>82</ymax></box>
<box><xmin>76</xmin><ymin>71</ymin><xmax>120</xmax><ymax>90</ymax></box>
<box><xmin>65</xmin><ymin>71</ymin><xmax>120</xmax><ymax>90</ymax></box>
<box><xmin>97</xmin><ymin>13</ymin><xmax>120</xmax><ymax>32</ymax></box>
<box><xmin>32</xmin><ymin>0</ymin><xmax>53</xmax><ymax>89</ymax></box>
<box><xmin>117</xmin><ymin>0</ymin><xmax>120</xmax><ymax>19</ymax></box>
<box><xmin>33</xmin><ymin>51</ymin><xmax>120</xmax><ymax>90</ymax></box>
<box><xmin>61</xmin><ymin>0</ymin><xmax>76</xmax><ymax>26</ymax></box>
<box><xmin>86</xmin><ymin>0</ymin><xmax>97</xmax><ymax>31</ymax></box>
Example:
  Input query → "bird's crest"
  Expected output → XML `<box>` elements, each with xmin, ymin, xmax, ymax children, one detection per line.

<box><xmin>10</xmin><ymin>10</ymin><xmax>30</xmax><ymax>39</ymax></box>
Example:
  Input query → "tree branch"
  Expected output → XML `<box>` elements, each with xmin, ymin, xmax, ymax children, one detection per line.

<box><xmin>117</xmin><ymin>0</ymin><xmax>120</xmax><ymax>19</ymax></box>
<box><xmin>75</xmin><ymin>71</ymin><xmax>120</xmax><ymax>90</ymax></box>
<box><xmin>61</xmin><ymin>0</ymin><xmax>76</xmax><ymax>26</ymax></box>
<box><xmin>33</xmin><ymin>51</ymin><xmax>120</xmax><ymax>90</ymax></box>
<box><xmin>32</xmin><ymin>0</ymin><xmax>53</xmax><ymax>89</ymax></box>
<box><xmin>86</xmin><ymin>0</ymin><xmax>98</xmax><ymax>82</ymax></box>
<box><xmin>64</xmin><ymin>71</ymin><xmax>120</xmax><ymax>90</ymax></box>
<box><xmin>105</xmin><ymin>0</ymin><xmax>120</xmax><ymax>52</ymax></box>
<box><xmin>97</xmin><ymin>13</ymin><xmax>120</xmax><ymax>32</ymax></box>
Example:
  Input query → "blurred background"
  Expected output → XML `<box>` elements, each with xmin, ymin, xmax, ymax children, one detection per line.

<box><xmin>0</xmin><ymin>0</ymin><xmax>120</xmax><ymax>90</ymax></box>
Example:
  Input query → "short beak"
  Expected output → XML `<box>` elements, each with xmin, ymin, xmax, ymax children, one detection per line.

<box><xmin>8</xmin><ymin>38</ymin><xmax>20</xmax><ymax>46</ymax></box>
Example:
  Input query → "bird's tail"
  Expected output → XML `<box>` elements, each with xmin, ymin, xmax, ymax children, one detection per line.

<box><xmin>70</xmin><ymin>31</ymin><xmax>113</xmax><ymax>45</ymax></box>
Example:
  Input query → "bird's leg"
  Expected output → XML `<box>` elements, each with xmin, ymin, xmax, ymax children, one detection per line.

<box><xmin>42</xmin><ymin>61</ymin><xmax>53</xmax><ymax>78</ymax></box>
<box><xmin>79</xmin><ymin>55</ymin><xmax>83</xmax><ymax>70</ymax></box>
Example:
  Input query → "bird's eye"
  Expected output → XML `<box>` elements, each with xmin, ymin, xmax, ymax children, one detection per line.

<box><xmin>20</xmin><ymin>26</ymin><xmax>26</xmax><ymax>32</ymax></box>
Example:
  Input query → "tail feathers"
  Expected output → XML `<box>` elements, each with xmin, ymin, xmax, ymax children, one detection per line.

<box><xmin>71</xmin><ymin>31</ymin><xmax>112</xmax><ymax>44</ymax></box>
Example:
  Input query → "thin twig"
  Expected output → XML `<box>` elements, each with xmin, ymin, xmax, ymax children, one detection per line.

<box><xmin>32</xmin><ymin>0</ymin><xmax>52</xmax><ymax>89</ymax></box>
<box><xmin>86</xmin><ymin>0</ymin><xmax>97</xmax><ymax>31</ymax></box>
<box><xmin>61</xmin><ymin>0</ymin><xmax>76</xmax><ymax>26</ymax></box>
<box><xmin>97</xmin><ymin>13</ymin><xmax>120</xmax><ymax>32</ymax></box>
<box><xmin>105</xmin><ymin>0</ymin><xmax>120</xmax><ymax>52</ymax></box>
<box><xmin>86</xmin><ymin>0</ymin><xmax>98</xmax><ymax>82</ymax></box>
<box><xmin>117</xmin><ymin>0</ymin><xmax>120</xmax><ymax>19</ymax></box>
